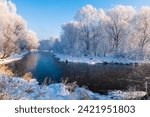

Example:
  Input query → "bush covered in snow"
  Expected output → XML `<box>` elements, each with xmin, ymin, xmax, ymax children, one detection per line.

<box><xmin>0</xmin><ymin>75</ymin><xmax>147</xmax><ymax>100</ymax></box>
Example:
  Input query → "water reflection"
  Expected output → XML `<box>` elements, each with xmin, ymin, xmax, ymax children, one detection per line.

<box><xmin>8</xmin><ymin>52</ymin><xmax>63</xmax><ymax>83</ymax></box>
<box><xmin>8</xmin><ymin>52</ymin><xmax>39</xmax><ymax>76</ymax></box>
<box><xmin>62</xmin><ymin>63</ymin><xmax>135</xmax><ymax>92</ymax></box>
<box><xmin>8</xmin><ymin>52</ymin><xmax>150</xmax><ymax>93</ymax></box>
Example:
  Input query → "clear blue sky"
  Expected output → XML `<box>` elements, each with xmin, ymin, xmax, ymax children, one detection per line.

<box><xmin>12</xmin><ymin>0</ymin><xmax>150</xmax><ymax>40</ymax></box>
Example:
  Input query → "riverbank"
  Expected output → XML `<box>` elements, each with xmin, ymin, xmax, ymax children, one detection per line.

<box><xmin>0</xmin><ymin>75</ymin><xmax>147</xmax><ymax>100</ymax></box>
<box><xmin>55</xmin><ymin>53</ymin><xmax>150</xmax><ymax>65</ymax></box>
<box><xmin>0</xmin><ymin>51</ymin><xmax>28</xmax><ymax>65</ymax></box>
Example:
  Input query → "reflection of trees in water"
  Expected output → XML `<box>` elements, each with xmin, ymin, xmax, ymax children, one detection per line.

<box><xmin>8</xmin><ymin>54</ymin><xmax>39</xmax><ymax>76</ymax></box>
<box><xmin>128</xmin><ymin>64</ymin><xmax>150</xmax><ymax>92</ymax></box>
<box><xmin>62</xmin><ymin>63</ymin><xmax>134</xmax><ymax>92</ymax></box>
<box><xmin>25</xmin><ymin>54</ymin><xmax>39</xmax><ymax>70</ymax></box>
<box><xmin>62</xmin><ymin>63</ymin><xmax>150</xmax><ymax>93</ymax></box>
<box><xmin>129</xmin><ymin>64</ymin><xmax>150</xmax><ymax>79</ymax></box>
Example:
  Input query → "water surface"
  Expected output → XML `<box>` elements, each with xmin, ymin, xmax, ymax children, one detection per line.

<box><xmin>8</xmin><ymin>52</ymin><xmax>150</xmax><ymax>93</ymax></box>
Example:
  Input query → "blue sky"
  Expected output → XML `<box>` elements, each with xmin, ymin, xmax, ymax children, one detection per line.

<box><xmin>12</xmin><ymin>0</ymin><xmax>150</xmax><ymax>40</ymax></box>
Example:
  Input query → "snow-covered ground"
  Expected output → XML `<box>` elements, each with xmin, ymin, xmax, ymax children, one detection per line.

<box><xmin>0</xmin><ymin>51</ymin><xmax>28</xmax><ymax>65</ymax></box>
<box><xmin>0</xmin><ymin>75</ymin><xmax>147</xmax><ymax>100</ymax></box>
<box><xmin>55</xmin><ymin>53</ymin><xmax>150</xmax><ymax>65</ymax></box>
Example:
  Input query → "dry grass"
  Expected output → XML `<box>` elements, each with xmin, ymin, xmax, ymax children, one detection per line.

<box><xmin>124</xmin><ymin>86</ymin><xmax>144</xmax><ymax>100</ymax></box>
<box><xmin>0</xmin><ymin>93</ymin><xmax>9</xmax><ymax>100</ymax></box>
<box><xmin>41</xmin><ymin>78</ymin><xmax>55</xmax><ymax>86</ymax></box>
<box><xmin>0</xmin><ymin>78</ymin><xmax>11</xmax><ymax>100</ymax></box>
<box><xmin>23</xmin><ymin>72</ymin><xmax>32</xmax><ymax>82</ymax></box>
<box><xmin>62</xmin><ymin>78</ymin><xmax>78</xmax><ymax>92</ymax></box>
<box><xmin>0</xmin><ymin>65</ymin><xmax>14</xmax><ymax>77</ymax></box>
<box><xmin>80</xmin><ymin>91</ymin><xmax>90</xmax><ymax>100</ymax></box>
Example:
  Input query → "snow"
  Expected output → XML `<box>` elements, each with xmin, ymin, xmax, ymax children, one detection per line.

<box><xmin>107</xmin><ymin>91</ymin><xmax>147</xmax><ymax>100</ymax></box>
<box><xmin>0</xmin><ymin>51</ymin><xmax>28</xmax><ymax>65</ymax></box>
<box><xmin>55</xmin><ymin>53</ymin><xmax>150</xmax><ymax>65</ymax></box>
<box><xmin>0</xmin><ymin>75</ymin><xmax>147</xmax><ymax>100</ymax></box>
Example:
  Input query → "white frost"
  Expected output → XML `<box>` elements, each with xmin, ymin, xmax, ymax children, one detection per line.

<box><xmin>0</xmin><ymin>51</ymin><xmax>28</xmax><ymax>65</ymax></box>
<box><xmin>0</xmin><ymin>75</ymin><xmax>147</xmax><ymax>100</ymax></box>
<box><xmin>55</xmin><ymin>53</ymin><xmax>150</xmax><ymax>65</ymax></box>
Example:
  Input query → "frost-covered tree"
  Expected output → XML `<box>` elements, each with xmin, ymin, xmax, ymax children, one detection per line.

<box><xmin>106</xmin><ymin>5</ymin><xmax>135</xmax><ymax>56</ymax></box>
<box><xmin>56</xmin><ymin>4</ymin><xmax>150</xmax><ymax>60</ymax></box>
<box><xmin>133</xmin><ymin>7</ymin><xmax>150</xmax><ymax>59</ymax></box>
<box><xmin>39</xmin><ymin>36</ymin><xmax>60</xmax><ymax>51</ymax></box>
<box><xmin>26</xmin><ymin>31</ymin><xmax>39</xmax><ymax>50</ymax></box>
<box><xmin>0</xmin><ymin>0</ymin><xmax>39</xmax><ymax>58</ymax></box>
<box><xmin>74</xmin><ymin>5</ymin><xmax>98</xmax><ymax>56</ymax></box>
<box><xmin>0</xmin><ymin>16</ymin><xmax>27</xmax><ymax>58</ymax></box>
<box><xmin>60</xmin><ymin>5</ymin><xmax>109</xmax><ymax>56</ymax></box>
<box><xmin>93</xmin><ymin>9</ymin><xmax>110</xmax><ymax>57</ymax></box>
<box><xmin>60</xmin><ymin>21</ymin><xmax>82</xmax><ymax>55</ymax></box>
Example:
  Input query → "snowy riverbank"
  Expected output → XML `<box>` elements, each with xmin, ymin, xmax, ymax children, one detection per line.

<box><xmin>55</xmin><ymin>53</ymin><xmax>150</xmax><ymax>65</ymax></box>
<box><xmin>0</xmin><ymin>51</ymin><xmax>28</xmax><ymax>65</ymax></box>
<box><xmin>0</xmin><ymin>75</ymin><xmax>147</xmax><ymax>100</ymax></box>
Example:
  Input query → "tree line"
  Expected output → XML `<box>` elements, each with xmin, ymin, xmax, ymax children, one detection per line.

<box><xmin>53</xmin><ymin>5</ymin><xmax>150</xmax><ymax>60</ymax></box>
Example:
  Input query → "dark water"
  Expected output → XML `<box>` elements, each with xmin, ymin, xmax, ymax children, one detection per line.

<box><xmin>8</xmin><ymin>52</ymin><xmax>150</xmax><ymax>93</ymax></box>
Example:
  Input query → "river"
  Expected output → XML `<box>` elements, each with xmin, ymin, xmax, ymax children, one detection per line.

<box><xmin>8</xmin><ymin>51</ymin><xmax>150</xmax><ymax>94</ymax></box>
